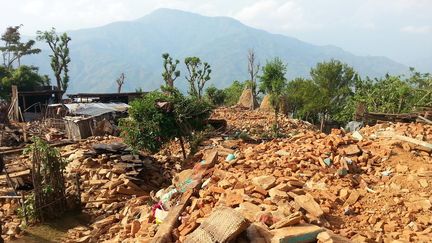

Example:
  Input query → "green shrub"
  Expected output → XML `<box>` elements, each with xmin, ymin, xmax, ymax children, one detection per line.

<box><xmin>119</xmin><ymin>89</ymin><xmax>212</xmax><ymax>156</ymax></box>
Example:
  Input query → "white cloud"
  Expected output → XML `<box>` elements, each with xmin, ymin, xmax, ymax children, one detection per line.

<box><xmin>233</xmin><ymin>0</ymin><xmax>319</xmax><ymax>33</ymax></box>
<box><xmin>401</xmin><ymin>25</ymin><xmax>432</xmax><ymax>34</ymax></box>
<box><xmin>21</xmin><ymin>0</ymin><xmax>46</xmax><ymax>15</ymax></box>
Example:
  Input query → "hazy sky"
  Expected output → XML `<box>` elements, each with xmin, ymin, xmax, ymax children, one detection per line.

<box><xmin>1</xmin><ymin>0</ymin><xmax>431</xmax><ymax>66</ymax></box>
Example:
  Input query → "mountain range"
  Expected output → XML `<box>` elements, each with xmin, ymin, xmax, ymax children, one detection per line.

<box><xmin>23</xmin><ymin>8</ymin><xmax>410</xmax><ymax>93</ymax></box>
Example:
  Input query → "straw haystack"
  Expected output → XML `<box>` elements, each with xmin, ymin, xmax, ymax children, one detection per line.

<box><xmin>259</xmin><ymin>94</ymin><xmax>289</xmax><ymax>114</ymax></box>
<box><xmin>237</xmin><ymin>88</ymin><xmax>258</xmax><ymax>109</ymax></box>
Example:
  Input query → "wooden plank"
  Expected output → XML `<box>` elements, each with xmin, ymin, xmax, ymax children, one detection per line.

<box><xmin>418</xmin><ymin>116</ymin><xmax>432</xmax><ymax>125</ymax></box>
<box><xmin>0</xmin><ymin>169</ymin><xmax>31</xmax><ymax>180</ymax></box>
<box><xmin>152</xmin><ymin>151</ymin><xmax>219</xmax><ymax>243</ymax></box>
<box><xmin>0</xmin><ymin>140</ymin><xmax>75</xmax><ymax>156</ymax></box>
<box><xmin>379</xmin><ymin>131</ymin><xmax>432</xmax><ymax>151</ymax></box>
<box><xmin>151</xmin><ymin>190</ymin><xmax>193</xmax><ymax>243</ymax></box>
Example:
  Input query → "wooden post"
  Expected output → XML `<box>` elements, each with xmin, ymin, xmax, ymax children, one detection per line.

<box><xmin>22</xmin><ymin>125</ymin><xmax>27</xmax><ymax>143</ymax></box>
<box><xmin>11</xmin><ymin>85</ymin><xmax>19</xmax><ymax>122</ymax></box>
<box><xmin>21</xmin><ymin>192</ymin><xmax>28</xmax><ymax>224</ymax></box>
<box><xmin>75</xmin><ymin>173</ymin><xmax>81</xmax><ymax>209</ymax></box>
<box><xmin>178</xmin><ymin>136</ymin><xmax>187</xmax><ymax>160</ymax></box>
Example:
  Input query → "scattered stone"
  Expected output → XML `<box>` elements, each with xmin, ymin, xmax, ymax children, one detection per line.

<box><xmin>252</xmin><ymin>175</ymin><xmax>276</xmax><ymax>190</ymax></box>
<box><xmin>344</xmin><ymin>190</ymin><xmax>360</xmax><ymax>206</ymax></box>
<box><xmin>317</xmin><ymin>231</ymin><xmax>351</xmax><ymax>243</ymax></box>
<box><xmin>270</xmin><ymin>212</ymin><xmax>303</xmax><ymax>229</ymax></box>
<box><xmin>342</xmin><ymin>144</ymin><xmax>362</xmax><ymax>156</ymax></box>
<box><xmin>294</xmin><ymin>194</ymin><xmax>324</xmax><ymax>218</ymax></box>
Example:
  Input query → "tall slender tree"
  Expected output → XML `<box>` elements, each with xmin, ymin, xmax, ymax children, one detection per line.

<box><xmin>310</xmin><ymin>59</ymin><xmax>357</xmax><ymax>130</ymax></box>
<box><xmin>247</xmin><ymin>49</ymin><xmax>260</xmax><ymax>109</ymax></box>
<box><xmin>260</xmin><ymin>57</ymin><xmax>287</xmax><ymax>131</ymax></box>
<box><xmin>37</xmin><ymin>28</ymin><xmax>71</xmax><ymax>102</ymax></box>
<box><xmin>161</xmin><ymin>53</ymin><xmax>180</xmax><ymax>90</ymax></box>
<box><xmin>0</xmin><ymin>25</ymin><xmax>41</xmax><ymax>69</ymax></box>
<box><xmin>185</xmin><ymin>56</ymin><xmax>211</xmax><ymax>99</ymax></box>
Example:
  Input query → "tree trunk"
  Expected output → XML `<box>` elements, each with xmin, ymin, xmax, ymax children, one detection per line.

<box><xmin>274</xmin><ymin>107</ymin><xmax>278</xmax><ymax>134</ymax></box>
<box><xmin>320</xmin><ymin>114</ymin><xmax>325</xmax><ymax>132</ymax></box>
<box><xmin>55</xmin><ymin>74</ymin><xmax>63</xmax><ymax>103</ymax></box>
<box><xmin>250</xmin><ymin>86</ymin><xmax>255</xmax><ymax>110</ymax></box>
<box><xmin>179</xmin><ymin>136</ymin><xmax>187</xmax><ymax>160</ymax></box>
<box><xmin>168</xmin><ymin>79</ymin><xmax>174</xmax><ymax>88</ymax></box>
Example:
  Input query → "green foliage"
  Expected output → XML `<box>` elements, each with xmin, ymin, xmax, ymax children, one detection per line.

<box><xmin>119</xmin><ymin>91</ymin><xmax>177</xmax><ymax>152</ymax></box>
<box><xmin>24</xmin><ymin>136</ymin><xmax>67</xmax><ymax>181</ymax></box>
<box><xmin>17</xmin><ymin>193</ymin><xmax>36</xmax><ymax>222</ymax></box>
<box><xmin>189</xmin><ymin>129</ymin><xmax>213</xmax><ymax>155</ymax></box>
<box><xmin>285</xmin><ymin>63</ymin><xmax>431</xmax><ymax>126</ymax></box>
<box><xmin>285</xmin><ymin>78</ymin><xmax>322</xmax><ymax>123</ymax></box>
<box><xmin>185</xmin><ymin>56</ymin><xmax>211</xmax><ymax>99</ymax></box>
<box><xmin>119</xmin><ymin>89</ymin><xmax>212</xmax><ymax>154</ymax></box>
<box><xmin>0</xmin><ymin>65</ymin><xmax>50</xmax><ymax>99</ymax></box>
<box><xmin>24</xmin><ymin>137</ymin><xmax>67</xmax><ymax>221</ymax></box>
<box><xmin>37</xmin><ymin>28</ymin><xmax>71</xmax><ymax>95</ymax></box>
<box><xmin>310</xmin><ymin>59</ymin><xmax>358</xmax><ymax>123</ymax></box>
<box><xmin>205</xmin><ymin>85</ymin><xmax>226</xmax><ymax>106</ymax></box>
<box><xmin>407</xmin><ymin>67</ymin><xmax>432</xmax><ymax>106</ymax></box>
<box><xmin>344</xmin><ymin>70</ymin><xmax>432</xmax><ymax>118</ymax></box>
<box><xmin>0</xmin><ymin>25</ymin><xmax>41</xmax><ymax>69</ymax></box>
<box><xmin>223</xmin><ymin>80</ymin><xmax>246</xmax><ymax>106</ymax></box>
<box><xmin>161</xmin><ymin>53</ymin><xmax>180</xmax><ymax>88</ymax></box>
<box><xmin>259</xmin><ymin>57</ymin><xmax>287</xmax><ymax>127</ymax></box>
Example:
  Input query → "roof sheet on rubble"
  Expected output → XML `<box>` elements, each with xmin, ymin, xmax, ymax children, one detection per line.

<box><xmin>61</xmin><ymin>103</ymin><xmax>129</xmax><ymax>117</ymax></box>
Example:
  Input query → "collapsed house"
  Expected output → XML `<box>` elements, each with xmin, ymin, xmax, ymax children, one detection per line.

<box><xmin>48</xmin><ymin>102</ymin><xmax>130</xmax><ymax>140</ymax></box>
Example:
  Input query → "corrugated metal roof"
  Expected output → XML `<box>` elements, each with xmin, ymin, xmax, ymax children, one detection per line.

<box><xmin>63</xmin><ymin>103</ymin><xmax>130</xmax><ymax>117</ymax></box>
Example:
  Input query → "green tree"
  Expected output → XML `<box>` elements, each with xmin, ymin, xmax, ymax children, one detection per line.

<box><xmin>259</xmin><ymin>57</ymin><xmax>287</xmax><ymax>130</ymax></box>
<box><xmin>0</xmin><ymin>65</ymin><xmax>50</xmax><ymax>99</ymax></box>
<box><xmin>0</xmin><ymin>25</ymin><xmax>41</xmax><ymax>69</ymax></box>
<box><xmin>310</xmin><ymin>59</ymin><xmax>358</xmax><ymax>129</ymax></box>
<box><xmin>119</xmin><ymin>89</ymin><xmax>212</xmax><ymax>159</ymax></box>
<box><xmin>37</xmin><ymin>28</ymin><xmax>71</xmax><ymax>101</ymax></box>
<box><xmin>285</xmin><ymin>78</ymin><xmax>322</xmax><ymax>123</ymax></box>
<box><xmin>407</xmin><ymin>67</ymin><xmax>432</xmax><ymax>106</ymax></box>
<box><xmin>223</xmin><ymin>80</ymin><xmax>245</xmax><ymax>106</ymax></box>
<box><xmin>205</xmin><ymin>85</ymin><xmax>226</xmax><ymax>106</ymax></box>
<box><xmin>185</xmin><ymin>56</ymin><xmax>211</xmax><ymax>99</ymax></box>
<box><xmin>161</xmin><ymin>53</ymin><xmax>180</xmax><ymax>89</ymax></box>
<box><xmin>347</xmin><ymin>74</ymin><xmax>420</xmax><ymax>116</ymax></box>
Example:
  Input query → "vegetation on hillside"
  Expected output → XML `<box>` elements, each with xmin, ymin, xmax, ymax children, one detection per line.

<box><xmin>120</xmin><ymin>53</ymin><xmax>213</xmax><ymax>159</ymax></box>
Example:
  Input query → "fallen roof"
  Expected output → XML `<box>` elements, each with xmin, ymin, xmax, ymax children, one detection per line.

<box><xmin>62</xmin><ymin>102</ymin><xmax>130</xmax><ymax>117</ymax></box>
<box><xmin>67</xmin><ymin>92</ymin><xmax>144</xmax><ymax>98</ymax></box>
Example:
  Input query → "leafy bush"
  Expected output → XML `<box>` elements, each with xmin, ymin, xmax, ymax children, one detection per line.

<box><xmin>23</xmin><ymin>137</ymin><xmax>67</xmax><ymax>221</ymax></box>
<box><xmin>119</xmin><ymin>89</ymin><xmax>212</xmax><ymax>156</ymax></box>
<box><xmin>0</xmin><ymin>65</ymin><xmax>50</xmax><ymax>100</ymax></box>
<box><xmin>223</xmin><ymin>80</ymin><xmax>245</xmax><ymax>106</ymax></box>
<box><xmin>205</xmin><ymin>85</ymin><xmax>226</xmax><ymax>106</ymax></box>
<box><xmin>286</xmin><ymin>78</ymin><xmax>322</xmax><ymax>123</ymax></box>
